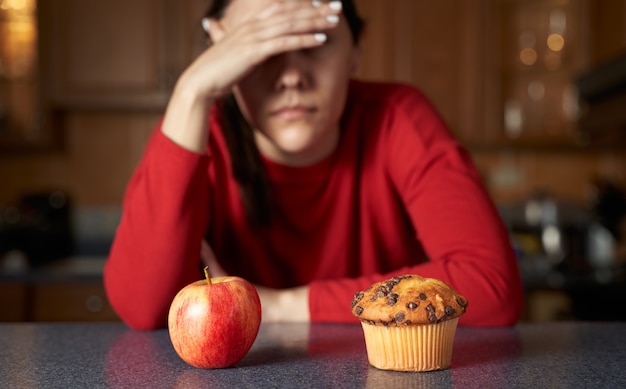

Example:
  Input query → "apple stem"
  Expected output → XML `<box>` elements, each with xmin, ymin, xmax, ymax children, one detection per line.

<box><xmin>204</xmin><ymin>266</ymin><xmax>212</xmax><ymax>286</ymax></box>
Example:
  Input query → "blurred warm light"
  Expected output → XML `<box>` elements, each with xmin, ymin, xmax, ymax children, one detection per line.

<box><xmin>0</xmin><ymin>0</ymin><xmax>37</xmax><ymax>79</ymax></box>
<box><xmin>1</xmin><ymin>0</ymin><xmax>35</xmax><ymax>14</ymax></box>
<box><xmin>520</xmin><ymin>48</ymin><xmax>538</xmax><ymax>66</ymax></box>
<box><xmin>562</xmin><ymin>85</ymin><xmax>580</xmax><ymax>121</ymax></box>
<box><xmin>528</xmin><ymin>81</ymin><xmax>545</xmax><ymax>101</ymax></box>
<box><xmin>549</xmin><ymin>9</ymin><xmax>567</xmax><ymax>34</ymax></box>
<box><xmin>3</xmin><ymin>22</ymin><xmax>35</xmax><ymax>78</ymax></box>
<box><xmin>547</xmin><ymin>33</ymin><xmax>565</xmax><ymax>51</ymax></box>
<box><xmin>505</xmin><ymin>100</ymin><xmax>523</xmax><ymax>138</ymax></box>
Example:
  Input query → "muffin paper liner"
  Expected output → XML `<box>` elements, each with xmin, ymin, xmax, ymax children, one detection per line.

<box><xmin>360</xmin><ymin>317</ymin><xmax>459</xmax><ymax>372</ymax></box>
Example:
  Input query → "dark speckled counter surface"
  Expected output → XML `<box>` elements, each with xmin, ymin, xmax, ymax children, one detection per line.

<box><xmin>1</xmin><ymin>321</ymin><xmax>625</xmax><ymax>388</ymax></box>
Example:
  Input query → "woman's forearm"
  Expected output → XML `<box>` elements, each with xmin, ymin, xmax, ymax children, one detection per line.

<box><xmin>104</xmin><ymin>129</ymin><xmax>211</xmax><ymax>329</ymax></box>
<box><xmin>161</xmin><ymin>72</ymin><xmax>214</xmax><ymax>154</ymax></box>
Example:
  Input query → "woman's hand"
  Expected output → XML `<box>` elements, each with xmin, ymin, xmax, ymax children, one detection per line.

<box><xmin>256</xmin><ymin>285</ymin><xmax>310</xmax><ymax>323</ymax></box>
<box><xmin>161</xmin><ymin>1</ymin><xmax>342</xmax><ymax>153</ymax></box>
<box><xmin>187</xmin><ymin>0</ymin><xmax>342</xmax><ymax>100</ymax></box>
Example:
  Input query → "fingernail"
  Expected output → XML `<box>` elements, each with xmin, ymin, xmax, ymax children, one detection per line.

<box><xmin>201</xmin><ymin>17</ymin><xmax>210</xmax><ymax>33</ymax></box>
<box><xmin>327</xmin><ymin>14</ymin><xmax>339</xmax><ymax>24</ymax></box>
<box><xmin>312</xmin><ymin>0</ymin><xmax>322</xmax><ymax>7</ymax></box>
<box><xmin>329</xmin><ymin>1</ymin><xmax>342</xmax><ymax>11</ymax></box>
<box><xmin>314</xmin><ymin>33</ymin><xmax>327</xmax><ymax>42</ymax></box>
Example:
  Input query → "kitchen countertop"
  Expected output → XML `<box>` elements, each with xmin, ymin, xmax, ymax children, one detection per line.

<box><xmin>1</xmin><ymin>321</ymin><xmax>625</xmax><ymax>388</ymax></box>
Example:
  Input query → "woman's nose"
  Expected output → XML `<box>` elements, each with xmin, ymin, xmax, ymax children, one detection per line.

<box><xmin>273</xmin><ymin>51</ymin><xmax>310</xmax><ymax>91</ymax></box>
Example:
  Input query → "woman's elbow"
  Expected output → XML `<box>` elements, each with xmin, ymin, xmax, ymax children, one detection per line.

<box><xmin>461</xmin><ymin>276</ymin><xmax>524</xmax><ymax>327</ymax></box>
<box><xmin>104</xmin><ymin>273</ymin><xmax>168</xmax><ymax>330</ymax></box>
<box><xmin>108</xmin><ymin>294</ymin><xmax>168</xmax><ymax>330</ymax></box>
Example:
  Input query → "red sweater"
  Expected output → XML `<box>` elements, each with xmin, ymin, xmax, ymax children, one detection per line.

<box><xmin>104</xmin><ymin>80</ymin><xmax>523</xmax><ymax>330</ymax></box>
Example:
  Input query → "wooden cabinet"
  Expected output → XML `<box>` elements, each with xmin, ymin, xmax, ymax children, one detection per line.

<box><xmin>37</xmin><ymin>0</ymin><xmax>496</xmax><ymax>143</ymax></box>
<box><xmin>0</xmin><ymin>0</ymin><xmax>47</xmax><ymax>152</ymax></box>
<box><xmin>354</xmin><ymin>0</ymin><xmax>626</xmax><ymax>149</ymax></box>
<box><xmin>0</xmin><ymin>282</ymin><xmax>28</xmax><ymax>322</ymax></box>
<box><xmin>490</xmin><ymin>0</ymin><xmax>591</xmax><ymax>147</ymax></box>
<box><xmin>588</xmin><ymin>0</ymin><xmax>626</xmax><ymax>66</ymax></box>
<box><xmin>0</xmin><ymin>277</ymin><xmax>119</xmax><ymax>322</ymax></box>
<box><xmin>34</xmin><ymin>0</ymin><xmax>626</xmax><ymax>147</ymax></box>
<box><xmin>37</xmin><ymin>0</ymin><xmax>208</xmax><ymax>110</ymax></box>
<box><xmin>31</xmin><ymin>279</ymin><xmax>119</xmax><ymax>322</ymax></box>
<box><xmin>355</xmin><ymin>0</ymin><xmax>492</xmax><ymax>145</ymax></box>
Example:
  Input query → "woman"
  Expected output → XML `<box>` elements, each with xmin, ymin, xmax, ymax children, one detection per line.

<box><xmin>104</xmin><ymin>0</ymin><xmax>523</xmax><ymax>330</ymax></box>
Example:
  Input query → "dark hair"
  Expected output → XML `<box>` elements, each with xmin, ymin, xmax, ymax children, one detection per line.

<box><xmin>204</xmin><ymin>0</ymin><xmax>364</xmax><ymax>226</ymax></box>
<box><xmin>204</xmin><ymin>0</ymin><xmax>364</xmax><ymax>43</ymax></box>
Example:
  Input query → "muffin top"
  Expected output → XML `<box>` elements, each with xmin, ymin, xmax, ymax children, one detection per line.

<box><xmin>351</xmin><ymin>274</ymin><xmax>468</xmax><ymax>327</ymax></box>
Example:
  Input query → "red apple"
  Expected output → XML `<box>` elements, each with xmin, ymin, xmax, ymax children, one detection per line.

<box><xmin>168</xmin><ymin>267</ymin><xmax>262</xmax><ymax>369</ymax></box>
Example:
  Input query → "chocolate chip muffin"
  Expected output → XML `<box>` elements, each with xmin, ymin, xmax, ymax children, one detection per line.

<box><xmin>351</xmin><ymin>274</ymin><xmax>468</xmax><ymax>372</ymax></box>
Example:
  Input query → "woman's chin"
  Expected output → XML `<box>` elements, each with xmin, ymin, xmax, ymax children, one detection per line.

<box><xmin>257</xmin><ymin>122</ymin><xmax>337</xmax><ymax>166</ymax></box>
<box><xmin>274</xmin><ymin>125</ymin><xmax>314</xmax><ymax>146</ymax></box>
<box><xmin>261</xmin><ymin>130</ymin><xmax>315</xmax><ymax>159</ymax></box>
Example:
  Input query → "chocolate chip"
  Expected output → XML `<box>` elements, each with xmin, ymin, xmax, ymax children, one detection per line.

<box><xmin>355</xmin><ymin>306</ymin><xmax>364</xmax><ymax>316</ymax></box>
<box><xmin>456</xmin><ymin>297</ymin><xmax>467</xmax><ymax>308</ymax></box>
<box><xmin>444</xmin><ymin>306</ymin><xmax>455</xmax><ymax>317</ymax></box>
<box><xmin>407</xmin><ymin>301</ymin><xmax>419</xmax><ymax>310</ymax></box>
<box><xmin>426</xmin><ymin>303</ymin><xmax>435</xmax><ymax>313</ymax></box>
<box><xmin>377</xmin><ymin>285</ymin><xmax>390</xmax><ymax>296</ymax></box>
<box><xmin>351</xmin><ymin>292</ymin><xmax>364</xmax><ymax>308</ymax></box>
<box><xmin>370</xmin><ymin>291</ymin><xmax>385</xmax><ymax>302</ymax></box>
<box><xmin>386</xmin><ymin>280</ymin><xmax>399</xmax><ymax>289</ymax></box>
<box><xmin>428</xmin><ymin>313</ymin><xmax>438</xmax><ymax>323</ymax></box>
<box><xmin>419</xmin><ymin>293</ymin><xmax>427</xmax><ymax>301</ymax></box>
<box><xmin>394</xmin><ymin>312</ymin><xmax>405</xmax><ymax>323</ymax></box>
<box><xmin>387</xmin><ymin>293</ymin><xmax>399</xmax><ymax>306</ymax></box>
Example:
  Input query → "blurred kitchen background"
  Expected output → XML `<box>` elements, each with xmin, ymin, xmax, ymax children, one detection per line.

<box><xmin>1</xmin><ymin>0</ymin><xmax>625</xmax><ymax>323</ymax></box>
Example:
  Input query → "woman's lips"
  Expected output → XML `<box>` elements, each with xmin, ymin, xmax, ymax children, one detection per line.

<box><xmin>272</xmin><ymin>106</ymin><xmax>316</xmax><ymax>120</ymax></box>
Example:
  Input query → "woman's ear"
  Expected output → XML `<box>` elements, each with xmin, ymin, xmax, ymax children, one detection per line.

<box><xmin>201</xmin><ymin>17</ymin><xmax>226</xmax><ymax>43</ymax></box>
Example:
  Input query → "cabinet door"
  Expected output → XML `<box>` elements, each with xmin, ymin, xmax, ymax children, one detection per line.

<box><xmin>493</xmin><ymin>0</ymin><xmax>590</xmax><ymax>147</ymax></box>
<box><xmin>355</xmin><ymin>0</ymin><xmax>491</xmax><ymax>144</ymax></box>
<box><xmin>32</xmin><ymin>280</ymin><xmax>119</xmax><ymax>322</ymax></box>
<box><xmin>38</xmin><ymin>0</ymin><xmax>183</xmax><ymax>109</ymax></box>
<box><xmin>588</xmin><ymin>0</ymin><xmax>626</xmax><ymax>66</ymax></box>
<box><xmin>0</xmin><ymin>282</ymin><xmax>27</xmax><ymax>321</ymax></box>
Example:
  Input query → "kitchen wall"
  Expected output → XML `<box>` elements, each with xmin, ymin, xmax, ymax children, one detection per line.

<box><xmin>1</xmin><ymin>0</ymin><xmax>625</xmax><ymax>324</ymax></box>
<box><xmin>1</xmin><ymin>0</ymin><xmax>626</xmax><ymax>253</ymax></box>
<box><xmin>475</xmin><ymin>150</ymin><xmax>625</xmax><ymax>205</ymax></box>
